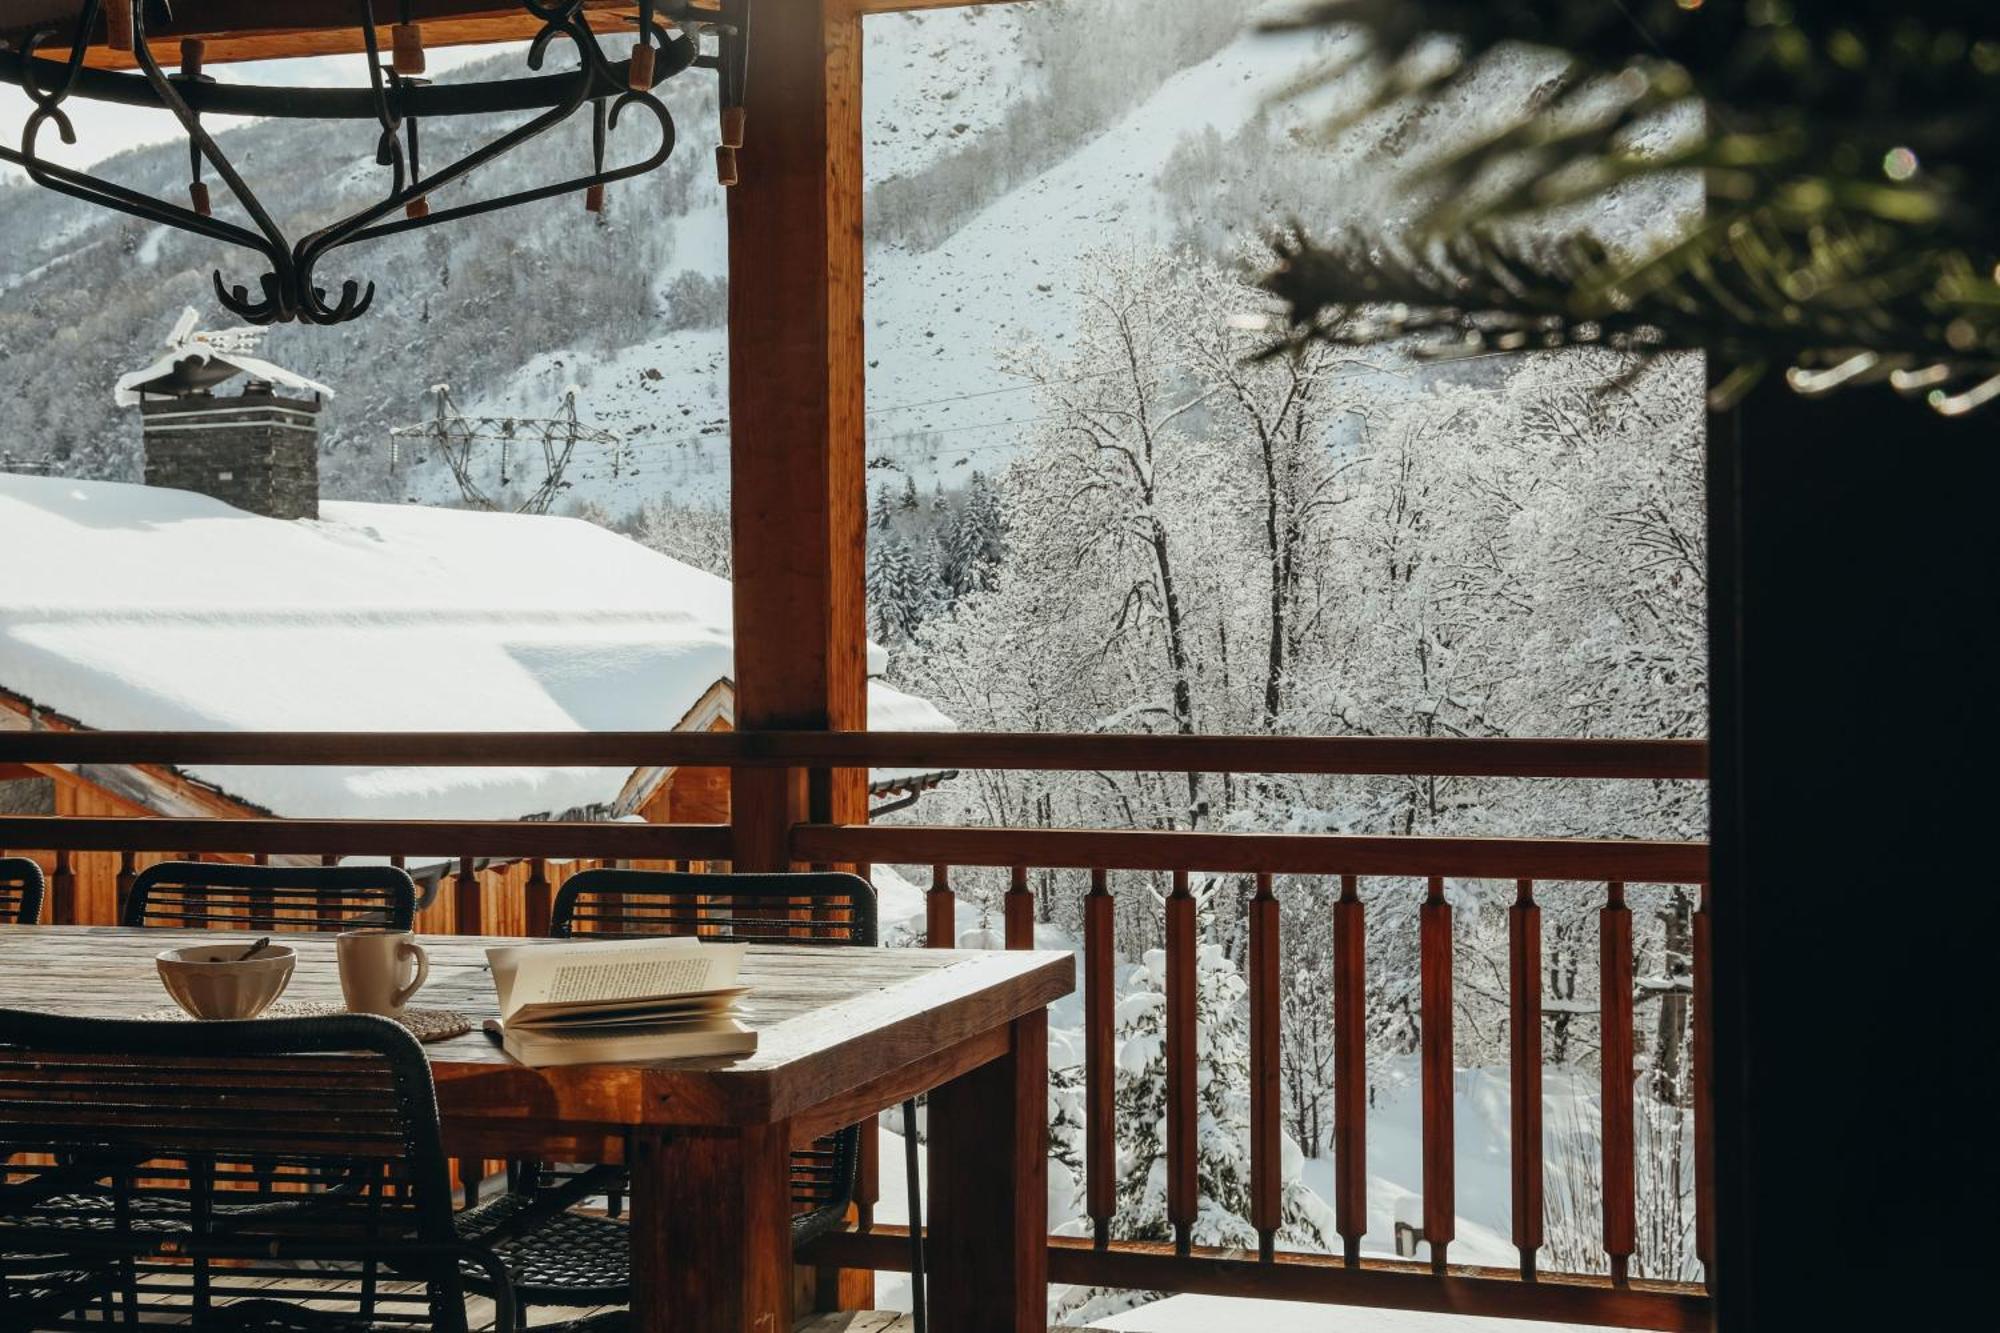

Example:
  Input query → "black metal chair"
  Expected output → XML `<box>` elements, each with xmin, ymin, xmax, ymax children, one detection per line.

<box><xmin>123</xmin><ymin>860</ymin><xmax>417</xmax><ymax>933</ymax></box>
<box><xmin>457</xmin><ymin>869</ymin><xmax>926</xmax><ymax>1330</ymax></box>
<box><xmin>0</xmin><ymin>856</ymin><xmax>44</xmax><ymax>925</ymax></box>
<box><xmin>0</xmin><ymin>1008</ymin><xmax>519</xmax><ymax>1330</ymax></box>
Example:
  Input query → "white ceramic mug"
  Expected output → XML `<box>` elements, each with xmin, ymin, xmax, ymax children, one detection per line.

<box><xmin>336</xmin><ymin>929</ymin><xmax>429</xmax><ymax>1018</ymax></box>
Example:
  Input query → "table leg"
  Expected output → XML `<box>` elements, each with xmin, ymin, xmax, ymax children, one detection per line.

<box><xmin>927</xmin><ymin>1009</ymin><xmax>1049</xmax><ymax>1332</ymax></box>
<box><xmin>629</xmin><ymin>1121</ymin><xmax>795</xmax><ymax>1333</ymax></box>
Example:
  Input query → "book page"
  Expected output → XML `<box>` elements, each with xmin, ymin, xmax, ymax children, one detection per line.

<box><xmin>485</xmin><ymin>937</ymin><xmax>745</xmax><ymax>1024</ymax></box>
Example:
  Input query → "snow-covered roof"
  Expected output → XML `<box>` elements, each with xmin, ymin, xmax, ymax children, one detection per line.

<box><xmin>0</xmin><ymin>473</ymin><xmax>949</xmax><ymax>821</ymax></box>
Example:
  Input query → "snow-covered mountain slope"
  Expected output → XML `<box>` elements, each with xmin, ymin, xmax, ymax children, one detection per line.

<box><xmin>861</xmin><ymin>23</ymin><xmax>1332</xmax><ymax>485</ymax></box>
<box><xmin>402</xmin><ymin>17</ymin><xmax>1334</xmax><ymax>515</ymax></box>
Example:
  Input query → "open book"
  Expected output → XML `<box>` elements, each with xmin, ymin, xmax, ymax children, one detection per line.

<box><xmin>484</xmin><ymin>937</ymin><xmax>758</xmax><ymax>1067</ymax></box>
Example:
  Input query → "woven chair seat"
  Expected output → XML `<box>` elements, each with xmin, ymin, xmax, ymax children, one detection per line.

<box><xmin>0</xmin><ymin>1191</ymin><xmax>193</xmax><ymax>1234</ymax></box>
<box><xmin>457</xmin><ymin>1184</ymin><xmax>853</xmax><ymax>1309</ymax></box>
<box><xmin>458</xmin><ymin>1195</ymin><xmax>630</xmax><ymax>1306</ymax></box>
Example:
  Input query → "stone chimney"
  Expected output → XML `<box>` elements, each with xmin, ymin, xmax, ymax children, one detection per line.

<box><xmin>117</xmin><ymin>308</ymin><xmax>334</xmax><ymax>521</ymax></box>
<box><xmin>141</xmin><ymin>382</ymin><xmax>323</xmax><ymax>521</ymax></box>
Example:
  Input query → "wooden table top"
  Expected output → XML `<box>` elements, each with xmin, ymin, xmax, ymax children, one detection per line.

<box><xmin>0</xmin><ymin>926</ymin><xmax>1073</xmax><ymax>1133</ymax></box>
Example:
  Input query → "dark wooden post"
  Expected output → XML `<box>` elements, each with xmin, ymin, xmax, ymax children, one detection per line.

<box><xmin>726</xmin><ymin>0</ymin><xmax>869</xmax><ymax>873</ymax></box>
<box><xmin>726</xmin><ymin>0</ymin><xmax>870</xmax><ymax>1311</ymax></box>
<box><xmin>1708</xmin><ymin>377</ymin><xmax>1998</xmax><ymax>1331</ymax></box>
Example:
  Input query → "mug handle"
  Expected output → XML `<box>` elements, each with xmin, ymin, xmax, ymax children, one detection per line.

<box><xmin>393</xmin><ymin>940</ymin><xmax>430</xmax><ymax>1009</ymax></box>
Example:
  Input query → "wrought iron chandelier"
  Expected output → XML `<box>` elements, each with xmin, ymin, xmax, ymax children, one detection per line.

<box><xmin>0</xmin><ymin>1</ymin><xmax>749</xmax><ymax>325</ymax></box>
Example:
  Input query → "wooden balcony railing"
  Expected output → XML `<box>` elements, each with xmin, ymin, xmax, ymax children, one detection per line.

<box><xmin>0</xmin><ymin>729</ymin><xmax>1709</xmax><ymax>1331</ymax></box>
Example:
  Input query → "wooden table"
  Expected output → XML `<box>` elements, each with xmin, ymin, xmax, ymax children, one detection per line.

<box><xmin>0</xmin><ymin>926</ymin><xmax>1074</xmax><ymax>1333</ymax></box>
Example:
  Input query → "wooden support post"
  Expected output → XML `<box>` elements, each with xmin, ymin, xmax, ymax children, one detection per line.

<box><xmin>724</xmin><ymin>0</ymin><xmax>868</xmax><ymax>1308</ymax></box>
<box><xmin>726</xmin><ymin>0</ymin><xmax>867</xmax><ymax>873</ymax></box>
<box><xmin>1708</xmin><ymin>377</ymin><xmax>1999</xmax><ymax>1331</ymax></box>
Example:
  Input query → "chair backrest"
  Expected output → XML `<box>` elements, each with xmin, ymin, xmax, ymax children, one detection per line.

<box><xmin>124</xmin><ymin>860</ymin><xmax>417</xmax><ymax>933</ymax></box>
<box><xmin>550</xmin><ymin>868</ymin><xmax>877</xmax><ymax>947</ymax></box>
<box><xmin>0</xmin><ymin>1009</ymin><xmax>477</xmax><ymax>1331</ymax></box>
<box><xmin>547</xmin><ymin>869</ymin><xmax>875</xmax><ymax>1224</ymax></box>
<box><xmin>0</xmin><ymin>856</ymin><xmax>44</xmax><ymax>925</ymax></box>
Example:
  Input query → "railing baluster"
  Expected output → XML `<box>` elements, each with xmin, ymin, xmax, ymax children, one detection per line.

<box><xmin>1332</xmin><ymin>873</ymin><xmax>1366</xmax><ymax>1266</ymax></box>
<box><xmin>455</xmin><ymin>856</ymin><xmax>483</xmax><ymax>936</ymax></box>
<box><xmin>525</xmin><ymin>857</ymin><xmax>553</xmax><ymax>937</ymax></box>
<box><xmin>249</xmin><ymin>851</ymin><xmax>276</xmax><ymax>931</ymax></box>
<box><xmin>51</xmin><ymin>848</ymin><xmax>75</xmax><ymax>925</ymax></box>
<box><xmin>1084</xmin><ymin>867</ymin><xmax>1115</xmax><ymax>1248</ymax></box>
<box><xmin>115</xmin><ymin>851</ymin><xmax>137</xmax><ymax>924</ymax></box>
<box><xmin>926</xmin><ymin>863</ymin><xmax>953</xmax><ymax>949</ymax></box>
<box><xmin>1509</xmin><ymin>878</ymin><xmax>1544</xmax><ymax>1281</ymax></box>
<box><xmin>318</xmin><ymin>853</ymin><xmax>339</xmax><ymax>926</ymax></box>
<box><xmin>1420</xmin><ymin>874</ymin><xmax>1455</xmax><ymax>1274</ymax></box>
<box><xmin>1249</xmin><ymin>872</ymin><xmax>1281</xmax><ymax>1262</ymax></box>
<box><xmin>1601</xmin><ymin>880</ymin><xmax>1635</xmax><ymax>1285</ymax></box>
<box><xmin>1004</xmin><ymin>864</ymin><xmax>1033</xmax><ymax>949</ymax></box>
<box><xmin>1166</xmin><ymin>869</ymin><xmax>1197</xmax><ymax>1256</ymax></box>
<box><xmin>1692</xmin><ymin>880</ymin><xmax>1715</xmax><ymax>1290</ymax></box>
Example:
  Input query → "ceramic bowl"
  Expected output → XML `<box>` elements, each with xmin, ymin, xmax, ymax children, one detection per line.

<box><xmin>155</xmin><ymin>942</ymin><xmax>296</xmax><ymax>1020</ymax></box>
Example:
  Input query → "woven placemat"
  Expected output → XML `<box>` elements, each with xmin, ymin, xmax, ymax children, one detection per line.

<box><xmin>134</xmin><ymin>1000</ymin><xmax>472</xmax><ymax>1043</ymax></box>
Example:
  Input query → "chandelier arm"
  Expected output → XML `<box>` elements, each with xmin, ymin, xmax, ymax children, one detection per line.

<box><xmin>5</xmin><ymin>24</ymin><xmax>277</xmax><ymax>254</ymax></box>
<box><xmin>336</xmin><ymin>87</ymin><xmax>678</xmax><ymax>247</ymax></box>
<box><xmin>290</xmin><ymin>14</ymin><xmax>610</xmax><ymax>301</ymax></box>
<box><xmin>1</xmin><ymin>140</ymin><xmax>270</xmax><ymax>252</ymax></box>
<box><xmin>358</xmin><ymin>1</ymin><xmax>411</xmax><ymax>203</ymax></box>
<box><xmin>1</xmin><ymin>1</ymin><xmax>734</xmax><ymax>326</ymax></box>
<box><xmin>127</xmin><ymin>0</ymin><xmax>303</xmax><ymax>321</ymax></box>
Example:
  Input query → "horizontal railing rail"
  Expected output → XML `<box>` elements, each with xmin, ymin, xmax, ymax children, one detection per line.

<box><xmin>0</xmin><ymin>729</ymin><xmax>1708</xmax><ymax>779</ymax></box>
<box><xmin>0</xmin><ymin>815</ymin><xmax>730</xmax><ymax>862</ymax></box>
<box><xmin>793</xmin><ymin>823</ymin><xmax>1707</xmax><ymax>883</ymax></box>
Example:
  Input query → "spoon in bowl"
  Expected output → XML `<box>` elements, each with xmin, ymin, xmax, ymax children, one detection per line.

<box><xmin>234</xmin><ymin>936</ymin><xmax>272</xmax><ymax>961</ymax></box>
